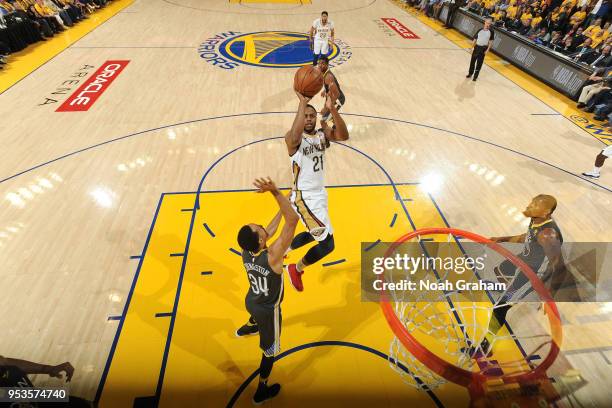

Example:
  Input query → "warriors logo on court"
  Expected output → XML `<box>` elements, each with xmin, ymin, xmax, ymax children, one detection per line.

<box><xmin>198</xmin><ymin>31</ymin><xmax>352</xmax><ymax>69</ymax></box>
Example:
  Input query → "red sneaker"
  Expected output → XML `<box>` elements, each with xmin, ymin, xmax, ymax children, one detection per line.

<box><xmin>287</xmin><ymin>264</ymin><xmax>304</xmax><ymax>292</ymax></box>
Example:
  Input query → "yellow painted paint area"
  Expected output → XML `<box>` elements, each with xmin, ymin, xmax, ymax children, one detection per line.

<box><xmin>98</xmin><ymin>193</ymin><xmax>194</xmax><ymax>407</ymax></box>
<box><xmin>0</xmin><ymin>0</ymin><xmax>133</xmax><ymax>94</ymax></box>
<box><xmin>99</xmin><ymin>185</ymin><xmax>543</xmax><ymax>407</ymax></box>
<box><xmin>391</xmin><ymin>0</ymin><xmax>612</xmax><ymax>146</ymax></box>
<box><xmin>230</xmin><ymin>0</ymin><xmax>311</xmax><ymax>4</ymax></box>
<box><xmin>157</xmin><ymin>184</ymin><xmax>470</xmax><ymax>407</ymax></box>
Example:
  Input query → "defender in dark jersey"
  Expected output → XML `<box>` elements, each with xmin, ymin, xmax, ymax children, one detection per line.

<box><xmin>469</xmin><ymin>194</ymin><xmax>567</xmax><ymax>356</ymax></box>
<box><xmin>317</xmin><ymin>56</ymin><xmax>345</xmax><ymax>123</ymax></box>
<box><xmin>236</xmin><ymin>177</ymin><xmax>298</xmax><ymax>405</ymax></box>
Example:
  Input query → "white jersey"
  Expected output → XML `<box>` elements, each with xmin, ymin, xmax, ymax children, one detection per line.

<box><xmin>291</xmin><ymin>130</ymin><xmax>329</xmax><ymax>191</ymax></box>
<box><xmin>312</xmin><ymin>18</ymin><xmax>334</xmax><ymax>42</ymax></box>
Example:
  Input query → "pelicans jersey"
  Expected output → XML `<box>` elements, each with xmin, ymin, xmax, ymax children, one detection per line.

<box><xmin>290</xmin><ymin>130</ymin><xmax>333</xmax><ymax>241</ymax></box>
<box><xmin>312</xmin><ymin>18</ymin><xmax>334</xmax><ymax>42</ymax></box>
<box><xmin>291</xmin><ymin>130</ymin><xmax>329</xmax><ymax>191</ymax></box>
<box><xmin>312</xmin><ymin>18</ymin><xmax>334</xmax><ymax>55</ymax></box>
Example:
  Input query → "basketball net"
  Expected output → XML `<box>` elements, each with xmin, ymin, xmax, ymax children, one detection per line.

<box><xmin>379</xmin><ymin>228</ymin><xmax>564</xmax><ymax>407</ymax></box>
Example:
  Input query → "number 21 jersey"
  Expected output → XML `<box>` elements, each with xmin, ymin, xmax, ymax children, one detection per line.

<box><xmin>291</xmin><ymin>130</ymin><xmax>329</xmax><ymax>192</ymax></box>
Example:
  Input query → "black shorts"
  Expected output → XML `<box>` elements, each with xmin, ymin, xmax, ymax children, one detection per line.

<box><xmin>246</xmin><ymin>302</ymin><xmax>282</xmax><ymax>357</ymax></box>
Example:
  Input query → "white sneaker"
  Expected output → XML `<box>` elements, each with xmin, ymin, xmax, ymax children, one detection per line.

<box><xmin>581</xmin><ymin>171</ymin><xmax>600</xmax><ymax>179</ymax></box>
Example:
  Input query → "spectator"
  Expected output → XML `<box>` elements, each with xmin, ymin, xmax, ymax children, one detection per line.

<box><xmin>560</xmin><ymin>0</ymin><xmax>578</xmax><ymax>10</ymax></box>
<box><xmin>584</xmin><ymin>17</ymin><xmax>604</xmax><ymax>38</ymax></box>
<box><xmin>0</xmin><ymin>0</ymin><xmax>110</xmax><ymax>67</ymax></box>
<box><xmin>493</xmin><ymin>8</ymin><xmax>508</xmax><ymax>26</ymax></box>
<box><xmin>590</xmin><ymin>90</ymin><xmax>612</xmax><ymax>119</ymax></box>
<box><xmin>559</xmin><ymin>35</ymin><xmax>578</xmax><ymax>54</ymax></box>
<box><xmin>0</xmin><ymin>40</ymin><xmax>8</xmax><ymax>68</ymax></box>
<box><xmin>571</xmin><ymin>37</ymin><xmax>596</xmax><ymax>60</ymax></box>
<box><xmin>534</xmin><ymin>27</ymin><xmax>551</xmax><ymax>44</ymax></box>
<box><xmin>432</xmin><ymin>0</ymin><xmax>445</xmax><ymax>19</ymax></box>
<box><xmin>553</xmin><ymin>5</ymin><xmax>571</xmax><ymax>32</ymax></box>
<box><xmin>445</xmin><ymin>0</ymin><xmax>464</xmax><ymax>27</ymax></box>
<box><xmin>576</xmin><ymin>66</ymin><xmax>612</xmax><ymax>108</ymax></box>
<box><xmin>34</xmin><ymin>0</ymin><xmax>68</xmax><ymax>31</ymax></box>
<box><xmin>591</xmin><ymin>45</ymin><xmax>612</xmax><ymax>66</ymax></box>
<box><xmin>539</xmin><ymin>8</ymin><xmax>556</xmax><ymax>32</ymax></box>
<box><xmin>12</xmin><ymin>1</ymin><xmax>50</xmax><ymax>40</ymax></box>
<box><xmin>44</xmin><ymin>0</ymin><xmax>73</xmax><ymax>27</ymax></box>
<box><xmin>591</xmin><ymin>27</ymin><xmax>608</xmax><ymax>47</ymax></box>
<box><xmin>547</xmin><ymin>30</ymin><xmax>564</xmax><ymax>48</ymax></box>
<box><xmin>569</xmin><ymin>5</ymin><xmax>588</xmax><ymax>26</ymax></box>
<box><xmin>425</xmin><ymin>0</ymin><xmax>441</xmax><ymax>18</ymax></box>
<box><xmin>518</xmin><ymin>17</ymin><xmax>535</xmax><ymax>35</ymax></box>
<box><xmin>51</xmin><ymin>1</ymin><xmax>82</xmax><ymax>24</ymax></box>
<box><xmin>27</xmin><ymin>0</ymin><xmax>61</xmax><ymax>35</ymax></box>
<box><xmin>567</xmin><ymin>25</ymin><xmax>586</xmax><ymax>48</ymax></box>
<box><xmin>419</xmin><ymin>0</ymin><xmax>429</xmax><ymax>14</ymax></box>
<box><xmin>600</xmin><ymin>36</ymin><xmax>612</xmax><ymax>51</ymax></box>
<box><xmin>0</xmin><ymin>2</ymin><xmax>28</xmax><ymax>53</ymax></box>
<box><xmin>585</xmin><ymin>0</ymin><xmax>610</xmax><ymax>27</ymax></box>
<box><xmin>531</xmin><ymin>10</ymin><xmax>544</xmax><ymax>28</ymax></box>
<box><xmin>505</xmin><ymin>2</ymin><xmax>520</xmax><ymax>21</ymax></box>
<box><xmin>520</xmin><ymin>7</ymin><xmax>534</xmax><ymax>26</ymax></box>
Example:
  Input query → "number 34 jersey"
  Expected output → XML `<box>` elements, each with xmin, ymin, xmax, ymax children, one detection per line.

<box><xmin>243</xmin><ymin>249</ymin><xmax>283</xmax><ymax>307</ymax></box>
<box><xmin>291</xmin><ymin>130</ymin><xmax>329</xmax><ymax>192</ymax></box>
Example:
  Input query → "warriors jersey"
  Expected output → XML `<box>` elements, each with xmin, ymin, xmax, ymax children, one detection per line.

<box><xmin>519</xmin><ymin>218</ymin><xmax>563</xmax><ymax>275</ymax></box>
<box><xmin>291</xmin><ymin>130</ymin><xmax>330</xmax><ymax>192</ymax></box>
<box><xmin>243</xmin><ymin>249</ymin><xmax>283</xmax><ymax>307</ymax></box>
<box><xmin>323</xmin><ymin>69</ymin><xmax>342</xmax><ymax>95</ymax></box>
<box><xmin>495</xmin><ymin>218</ymin><xmax>563</xmax><ymax>301</ymax></box>
<box><xmin>312</xmin><ymin>18</ymin><xmax>334</xmax><ymax>42</ymax></box>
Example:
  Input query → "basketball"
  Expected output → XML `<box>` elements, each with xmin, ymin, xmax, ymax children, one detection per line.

<box><xmin>294</xmin><ymin>65</ymin><xmax>324</xmax><ymax>98</ymax></box>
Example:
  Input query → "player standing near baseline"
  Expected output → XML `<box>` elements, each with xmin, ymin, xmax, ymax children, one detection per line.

<box><xmin>310</xmin><ymin>11</ymin><xmax>335</xmax><ymax>66</ymax></box>
<box><xmin>468</xmin><ymin>195</ymin><xmax>570</xmax><ymax>356</ymax></box>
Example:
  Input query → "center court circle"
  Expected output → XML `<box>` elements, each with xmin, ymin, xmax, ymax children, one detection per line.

<box><xmin>218</xmin><ymin>31</ymin><xmax>341</xmax><ymax>68</ymax></box>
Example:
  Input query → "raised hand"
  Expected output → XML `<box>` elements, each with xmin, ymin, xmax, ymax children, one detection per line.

<box><xmin>295</xmin><ymin>90</ymin><xmax>312</xmax><ymax>104</ymax></box>
<box><xmin>253</xmin><ymin>177</ymin><xmax>279</xmax><ymax>194</ymax></box>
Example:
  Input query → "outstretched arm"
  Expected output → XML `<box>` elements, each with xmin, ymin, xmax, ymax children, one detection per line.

<box><xmin>285</xmin><ymin>92</ymin><xmax>311</xmax><ymax>154</ymax></box>
<box><xmin>322</xmin><ymin>95</ymin><xmax>349</xmax><ymax>141</ymax></box>
<box><xmin>252</xmin><ymin>178</ymin><xmax>298</xmax><ymax>273</ymax></box>
<box><xmin>0</xmin><ymin>356</ymin><xmax>74</xmax><ymax>382</ymax></box>
<box><xmin>265</xmin><ymin>210</ymin><xmax>283</xmax><ymax>239</ymax></box>
<box><xmin>490</xmin><ymin>233</ymin><xmax>527</xmax><ymax>243</ymax></box>
<box><xmin>309</xmin><ymin>26</ymin><xmax>315</xmax><ymax>48</ymax></box>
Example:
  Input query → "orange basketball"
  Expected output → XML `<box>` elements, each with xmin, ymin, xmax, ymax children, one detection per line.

<box><xmin>294</xmin><ymin>65</ymin><xmax>324</xmax><ymax>98</ymax></box>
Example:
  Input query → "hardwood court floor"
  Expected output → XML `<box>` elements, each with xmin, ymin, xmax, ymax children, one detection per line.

<box><xmin>0</xmin><ymin>0</ymin><xmax>610</xmax><ymax>406</ymax></box>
